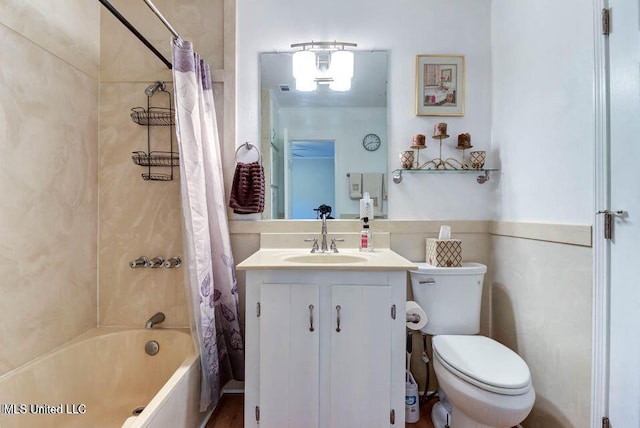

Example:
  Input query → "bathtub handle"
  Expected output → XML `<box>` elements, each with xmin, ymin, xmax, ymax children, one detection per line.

<box><xmin>308</xmin><ymin>304</ymin><xmax>315</xmax><ymax>332</ymax></box>
<box><xmin>335</xmin><ymin>305</ymin><xmax>341</xmax><ymax>332</ymax></box>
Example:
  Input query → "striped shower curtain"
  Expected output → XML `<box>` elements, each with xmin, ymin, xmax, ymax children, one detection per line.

<box><xmin>172</xmin><ymin>39</ymin><xmax>244</xmax><ymax>411</ymax></box>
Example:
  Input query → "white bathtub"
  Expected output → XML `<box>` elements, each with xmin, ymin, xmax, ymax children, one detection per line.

<box><xmin>0</xmin><ymin>328</ymin><xmax>206</xmax><ymax>428</ymax></box>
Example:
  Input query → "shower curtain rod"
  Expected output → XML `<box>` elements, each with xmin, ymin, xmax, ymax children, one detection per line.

<box><xmin>97</xmin><ymin>0</ymin><xmax>183</xmax><ymax>69</ymax></box>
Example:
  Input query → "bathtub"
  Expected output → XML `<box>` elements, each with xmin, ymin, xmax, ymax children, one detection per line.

<box><xmin>0</xmin><ymin>328</ymin><xmax>206</xmax><ymax>428</ymax></box>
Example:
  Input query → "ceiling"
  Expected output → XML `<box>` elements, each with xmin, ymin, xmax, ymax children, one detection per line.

<box><xmin>260</xmin><ymin>50</ymin><xmax>388</xmax><ymax>108</ymax></box>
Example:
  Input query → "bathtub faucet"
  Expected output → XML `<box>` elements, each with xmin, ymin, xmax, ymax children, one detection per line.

<box><xmin>145</xmin><ymin>312</ymin><xmax>166</xmax><ymax>329</ymax></box>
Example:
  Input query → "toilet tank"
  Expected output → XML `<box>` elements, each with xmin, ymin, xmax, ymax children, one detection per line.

<box><xmin>409</xmin><ymin>262</ymin><xmax>486</xmax><ymax>335</ymax></box>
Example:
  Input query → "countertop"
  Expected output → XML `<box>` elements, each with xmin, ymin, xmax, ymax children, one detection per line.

<box><xmin>236</xmin><ymin>247</ymin><xmax>418</xmax><ymax>271</ymax></box>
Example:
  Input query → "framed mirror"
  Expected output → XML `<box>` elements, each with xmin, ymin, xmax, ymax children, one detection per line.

<box><xmin>260</xmin><ymin>50</ymin><xmax>388</xmax><ymax>219</ymax></box>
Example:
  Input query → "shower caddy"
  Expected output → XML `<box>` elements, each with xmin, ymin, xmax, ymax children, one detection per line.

<box><xmin>130</xmin><ymin>81</ymin><xmax>179</xmax><ymax>181</ymax></box>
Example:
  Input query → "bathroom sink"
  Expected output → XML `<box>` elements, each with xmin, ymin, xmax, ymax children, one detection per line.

<box><xmin>283</xmin><ymin>253</ymin><xmax>369</xmax><ymax>264</ymax></box>
<box><xmin>236</xmin><ymin>241</ymin><xmax>418</xmax><ymax>271</ymax></box>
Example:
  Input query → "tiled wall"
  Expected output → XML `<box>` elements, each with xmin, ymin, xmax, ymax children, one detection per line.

<box><xmin>491</xmin><ymin>223</ymin><xmax>592</xmax><ymax>428</ymax></box>
<box><xmin>0</xmin><ymin>1</ymin><xmax>99</xmax><ymax>376</ymax></box>
<box><xmin>98</xmin><ymin>0</ymin><xmax>225</xmax><ymax>327</ymax></box>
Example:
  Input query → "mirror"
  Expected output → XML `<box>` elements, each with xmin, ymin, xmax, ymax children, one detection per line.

<box><xmin>260</xmin><ymin>50</ymin><xmax>388</xmax><ymax>219</ymax></box>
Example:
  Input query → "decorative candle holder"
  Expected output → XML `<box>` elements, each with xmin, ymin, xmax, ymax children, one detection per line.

<box><xmin>453</xmin><ymin>133</ymin><xmax>473</xmax><ymax>169</ymax></box>
<box><xmin>412</xmin><ymin>134</ymin><xmax>426</xmax><ymax>147</ymax></box>
<box><xmin>470</xmin><ymin>151</ymin><xmax>486</xmax><ymax>169</ymax></box>
<box><xmin>419</xmin><ymin>123</ymin><xmax>462</xmax><ymax>169</ymax></box>
<box><xmin>433</xmin><ymin>123</ymin><xmax>449</xmax><ymax>138</ymax></box>
<box><xmin>399</xmin><ymin>150</ymin><xmax>415</xmax><ymax>169</ymax></box>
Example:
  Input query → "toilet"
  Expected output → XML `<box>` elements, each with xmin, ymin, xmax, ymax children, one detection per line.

<box><xmin>410</xmin><ymin>262</ymin><xmax>535</xmax><ymax>428</ymax></box>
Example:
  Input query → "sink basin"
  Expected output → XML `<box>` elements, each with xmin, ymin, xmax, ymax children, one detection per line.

<box><xmin>283</xmin><ymin>253</ymin><xmax>369</xmax><ymax>264</ymax></box>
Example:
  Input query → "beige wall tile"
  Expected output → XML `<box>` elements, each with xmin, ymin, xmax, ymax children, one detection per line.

<box><xmin>98</xmin><ymin>82</ymin><xmax>187</xmax><ymax>327</ymax></box>
<box><xmin>100</xmin><ymin>0</ymin><xmax>224</xmax><ymax>82</ymax></box>
<box><xmin>491</xmin><ymin>235</ymin><xmax>592</xmax><ymax>428</ymax></box>
<box><xmin>97</xmin><ymin>0</ymin><xmax>226</xmax><ymax>328</ymax></box>
<box><xmin>0</xmin><ymin>0</ymin><xmax>99</xmax><ymax>78</ymax></box>
<box><xmin>0</xmin><ymin>23</ymin><xmax>98</xmax><ymax>375</ymax></box>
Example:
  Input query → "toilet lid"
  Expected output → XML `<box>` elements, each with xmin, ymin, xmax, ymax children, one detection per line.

<box><xmin>411</xmin><ymin>262</ymin><xmax>487</xmax><ymax>275</ymax></box>
<box><xmin>433</xmin><ymin>335</ymin><xmax>531</xmax><ymax>395</ymax></box>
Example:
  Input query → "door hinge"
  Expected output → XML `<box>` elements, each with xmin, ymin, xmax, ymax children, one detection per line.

<box><xmin>391</xmin><ymin>304</ymin><xmax>396</xmax><ymax>320</ymax></box>
<box><xmin>602</xmin><ymin>8</ymin><xmax>610</xmax><ymax>35</ymax></box>
<box><xmin>596</xmin><ymin>210</ymin><xmax>626</xmax><ymax>240</ymax></box>
<box><xmin>255</xmin><ymin>405</ymin><xmax>260</xmax><ymax>422</ymax></box>
<box><xmin>256</xmin><ymin>302</ymin><xmax>261</xmax><ymax>317</ymax></box>
<box><xmin>390</xmin><ymin>408</ymin><xmax>395</xmax><ymax>424</ymax></box>
<box><xmin>604</xmin><ymin>211</ymin><xmax>612</xmax><ymax>240</ymax></box>
<box><xmin>602</xmin><ymin>416</ymin><xmax>610</xmax><ymax>428</ymax></box>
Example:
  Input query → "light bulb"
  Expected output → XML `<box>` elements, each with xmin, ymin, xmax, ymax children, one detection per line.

<box><xmin>292</xmin><ymin>50</ymin><xmax>316</xmax><ymax>80</ymax></box>
<box><xmin>292</xmin><ymin>50</ymin><xmax>317</xmax><ymax>92</ymax></box>
<box><xmin>330</xmin><ymin>50</ymin><xmax>354</xmax><ymax>79</ymax></box>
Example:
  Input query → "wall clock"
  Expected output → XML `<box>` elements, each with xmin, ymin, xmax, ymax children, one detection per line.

<box><xmin>362</xmin><ymin>133</ymin><xmax>381</xmax><ymax>152</ymax></box>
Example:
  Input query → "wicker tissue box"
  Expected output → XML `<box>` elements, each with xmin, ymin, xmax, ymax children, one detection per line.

<box><xmin>426</xmin><ymin>238</ymin><xmax>462</xmax><ymax>267</ymax></box>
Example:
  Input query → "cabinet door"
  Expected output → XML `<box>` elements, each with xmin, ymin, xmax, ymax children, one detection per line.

<box><xmin>329</xmin><ymin>285</ymin><xmax>392</xmax><ymax>428</ymax></box>
<box><xmin>259</xmin><ymin>283</ymin><xmax>320</xmax><ymax>428</ymax></box>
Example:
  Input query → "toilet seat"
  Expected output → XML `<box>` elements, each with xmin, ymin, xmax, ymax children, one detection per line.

<box><xmin>433</xmin><ymin>335</ymin><xmax>532</xmax><ymax>396</ymax></box>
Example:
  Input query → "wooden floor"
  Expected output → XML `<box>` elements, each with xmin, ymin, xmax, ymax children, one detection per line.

<box><xmin>205</xmin><ymin>394</ymin><xmax>438</xmax><ymax>428</ymax></box>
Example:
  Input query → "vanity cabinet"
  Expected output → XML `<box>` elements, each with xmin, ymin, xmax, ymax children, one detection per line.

<box><xmin>244</xmin><ymin>269</ymin><xmax>406</xmax><ymax>428</ymax></box>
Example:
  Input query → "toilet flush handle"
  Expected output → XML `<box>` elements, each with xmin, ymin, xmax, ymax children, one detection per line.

<box><xmin>419</xmin><ymin>278</ymin><xmax>436</xmax><ymax>285</ymax></box>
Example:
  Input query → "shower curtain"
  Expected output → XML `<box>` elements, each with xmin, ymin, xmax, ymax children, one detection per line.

<box><xmin>172</xmin><ymin>39</ymin><xmax>244</xmax><ymax>411</ymax></box>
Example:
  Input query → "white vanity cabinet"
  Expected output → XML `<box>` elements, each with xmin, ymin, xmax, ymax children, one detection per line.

<box><xmin>244</xmin><ymin>269</ymin><xmax>407</xmax><ymax>428</ymax></box>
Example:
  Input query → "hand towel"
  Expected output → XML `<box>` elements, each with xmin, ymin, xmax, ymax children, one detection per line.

<box><xmin>348</xmin><ymin>173</ymin><xmax>362</xmax><ymax>199</ymax></box>
<box><xmin>229</xmin><ymin>161</ymin><xmax>265</xmax><ymax>214</ymax></box>
<box><xmin>362</xmin><ymin>173</ymin><xmax>384</xmax><ymax>216</ymax></box>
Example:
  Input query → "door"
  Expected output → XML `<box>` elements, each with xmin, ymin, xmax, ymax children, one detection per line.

<box><xmin>606</xmin><ymin>1</ymin><xmax>640</xmax><ymax>425</ymax></box>
<box><xmin>329</xmin><ymin>285</ymin><xmax>392</xmax><ymax>428</ymax></box>
<box><xmin>284</xmin><ymin>128</ymin><xmax>291</xmax><ymax>218</ymax></box>
<box><xmin>259</xmin><ymin>283</ymin><xmax>320</xmax><ymax>428</ymax></box>
<box><xmin>288</xmin><ymin>140</ymin><xmax>336</xmax><ymax>219</ymax></box>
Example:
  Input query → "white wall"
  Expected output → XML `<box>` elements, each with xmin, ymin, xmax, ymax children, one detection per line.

<box><xmin>237</xmin><ymin>0</ymin><xmax>494</xmax><ymax>220</ymax></box>
<box><xmin>490</xmin><ymin>3</ymin><xmax>596</xmax><ymax>427</ymax></box>
<box><xmin>491</xmin><ymin>0</ymin><xmax>595</xmax><ymax>224</ymax></box>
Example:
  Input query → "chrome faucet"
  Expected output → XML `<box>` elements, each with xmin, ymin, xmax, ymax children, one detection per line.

<box><xmin>304</xmin><ymin>213</ymin><xmax>344</xmax><ymax>253</ymax></box>
<box><xmin>320</xmin><ymin>213</ymin><xmax>329</xmax><ymax>252</ymax></box>
<box><xmin>145</xmin><ymin>312</ymin><xmax>165</xmax><ymax>329</ymax></box>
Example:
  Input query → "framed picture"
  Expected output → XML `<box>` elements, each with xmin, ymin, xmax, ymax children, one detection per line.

<box><xmin>415</xmin><ymin>55</ymin><xmax>465</xmax><ymax>116</ymax></box>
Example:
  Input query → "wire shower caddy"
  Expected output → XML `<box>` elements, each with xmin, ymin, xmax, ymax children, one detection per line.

<box><xmin>130</xmin><ymin>82</ymin><xmax>178</xmax><ymax>181</ymax></box>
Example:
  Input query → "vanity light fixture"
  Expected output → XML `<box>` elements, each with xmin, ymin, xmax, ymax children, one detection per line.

<box><xmin>290</xmin><ymin>41</ymin><xmax>357</xmax><ymax>92</ymax></box>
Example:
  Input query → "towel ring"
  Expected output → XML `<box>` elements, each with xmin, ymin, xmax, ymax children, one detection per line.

<box><xmin>234</xmin><ymin>142</ymin><xmax>262</xmax><ymax>165</ymax></box>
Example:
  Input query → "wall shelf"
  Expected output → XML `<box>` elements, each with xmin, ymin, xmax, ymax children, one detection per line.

<box><xmin>130</xmin><ymin>82</ymin><xmax>177</xmax><ymax>181</ymax></box>
<box><xmin>391</xmin><ymin>168</ymin><xmax>499</xmax><ymax>184</ymax></box>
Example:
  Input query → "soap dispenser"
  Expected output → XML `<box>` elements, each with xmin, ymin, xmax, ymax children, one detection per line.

<box><xmin>359</xmin><ymin>217</ymin><xmax>373</xmax><ymax>252</ymax></box>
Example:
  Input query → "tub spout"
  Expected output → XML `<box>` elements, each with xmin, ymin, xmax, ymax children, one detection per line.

<box><xmin>145</xmin><ymin>312</ymin><xmax>165</xmax><ymax>329</ymax></box>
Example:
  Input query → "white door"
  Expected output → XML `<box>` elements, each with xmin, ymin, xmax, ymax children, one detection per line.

<box><xmin>607</xmin><ymin>1</ymin><xmax>640</xmax><ymax>426</ymax></box>
<box><xmin>329</xmin><ymin>285</ymin><xmax>392</xmax><ymax>428</ymax></box>
<box><xmin>259</xmin><ymin>283</ymin><xmax>320</xmax><ymax>428</ymax></box>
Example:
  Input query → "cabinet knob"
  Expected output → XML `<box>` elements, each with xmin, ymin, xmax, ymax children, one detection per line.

<box><xmin>336</xmin><ymin>305</ymin><xmax>341</xmax><ymax>332</ymax></box>
<box><xmin>309</xmin><ymin>304</ymin><xmax>315</xmax><ymax>332</ymax></box>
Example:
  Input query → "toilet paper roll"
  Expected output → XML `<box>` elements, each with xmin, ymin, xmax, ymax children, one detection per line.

<box><xmin>406</xmin><ymin>301</ymin><xmax>428</xmax><ymax>331</ymax></box>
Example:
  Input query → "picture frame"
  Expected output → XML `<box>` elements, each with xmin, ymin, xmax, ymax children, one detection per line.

<box><xmin>415</xmin><ymin>54</ymin><xmax>465</xmax><ymax>116</ymax></box>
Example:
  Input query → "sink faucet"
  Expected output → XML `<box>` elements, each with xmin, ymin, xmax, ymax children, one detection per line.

<box><xmin>145</xmin><ymin>312</ymin><xmax>165</xmax><ymax>329</ymax></box>
<box><xmin>320</xmin><ymin>212</ymin><xmax>330</xmax><ymax>252</ymax></box>
<box><xmin>304</xmin><ymin>213</ymin><xmax>343</xmax><ymax>253</ymax></box>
